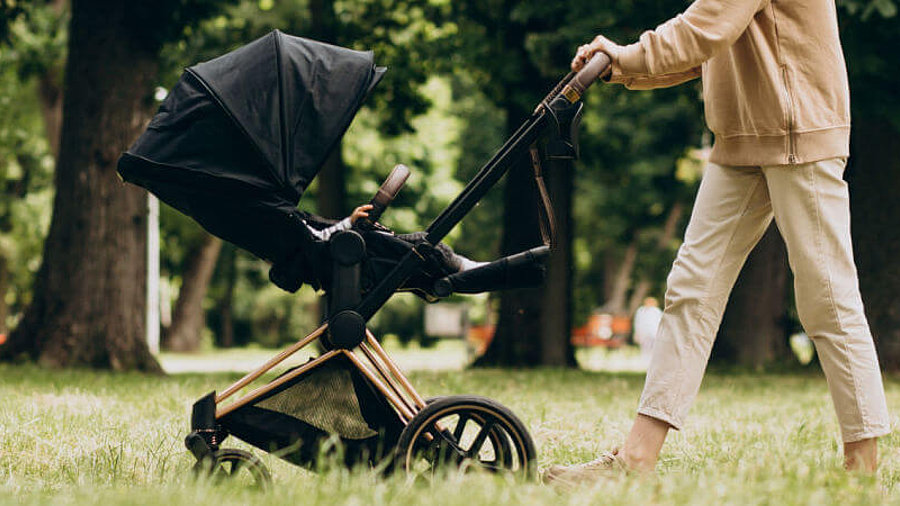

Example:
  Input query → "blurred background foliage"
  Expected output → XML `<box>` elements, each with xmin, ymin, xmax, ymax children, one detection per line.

<box><xmin>0</xmin><ymin>0</ymin><xmax>897</xmax><ymax>367</ymax></box>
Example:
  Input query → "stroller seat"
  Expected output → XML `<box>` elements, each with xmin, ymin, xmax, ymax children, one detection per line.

<box><xmin>268</xmin><ymin>217</ymin><xmax>551</xmax><ymax>303</ymax></box>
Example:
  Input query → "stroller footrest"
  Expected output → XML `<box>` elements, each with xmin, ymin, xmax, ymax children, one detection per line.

<box><xmin>433</xmin><ymin>245</ymin><xmax>550</xmax><ymax>297</ymax></box>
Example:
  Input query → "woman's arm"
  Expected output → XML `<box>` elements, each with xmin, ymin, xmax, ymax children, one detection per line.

<box><xmin>574</xmin><ymin>0</ymin><xmax>768</xmax><ymax>77</ymax></box>
<box><xmin>606</xmin><ymin>66</ymin><xmax>701</xmax><ymax>90</ymax></box>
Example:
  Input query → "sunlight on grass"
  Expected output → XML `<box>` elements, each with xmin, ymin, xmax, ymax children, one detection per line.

<box><xmin>1</xmin><ymin>356</ymin><xmax>898</xmax><ymax>505</ymax></box>
<box><xmin>159</xmin><ymin>338</ymin><xmax>471</xmax><ymax>374</ymax></box>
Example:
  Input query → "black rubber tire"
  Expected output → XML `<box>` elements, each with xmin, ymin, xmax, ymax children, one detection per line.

<box><xmin>193</xmin><ymin>448</ymin><xmax>272</xmax><ymax>489</ymax></box>
<box><xmin>397</xmin><ymin>395</ymin><xmax>536</xmax><ymax>479</ymax></box>
<box><xmin>423</xmin><ymin>396</ymin><xmax>513</xmax><ymax>467</ymax></box>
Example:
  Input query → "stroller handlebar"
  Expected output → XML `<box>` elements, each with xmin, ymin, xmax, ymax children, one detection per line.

<box><xmin>364</xmin><ymin>163</ymin><xmax>410</xmax><ymax>226</ymax></box>
<box><xmin>559</xmin><ymin>52</ymin><xmax>611</xmax><ymax>104</ymax></box>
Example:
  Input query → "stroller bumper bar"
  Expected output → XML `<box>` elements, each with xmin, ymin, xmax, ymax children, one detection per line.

<box><xmin>433</xmin><ymin>245</ymin><xmax>550</xmax><ymax>297</ymax></box>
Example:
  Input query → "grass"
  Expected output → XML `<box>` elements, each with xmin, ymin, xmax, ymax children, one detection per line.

<box><xmin>1</xmin><ymin>345</ymin><xmax>899</xmax><ymax>505</ymax></box>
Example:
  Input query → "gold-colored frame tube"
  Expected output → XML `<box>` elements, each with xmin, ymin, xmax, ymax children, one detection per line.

<box><xmin>358</xmin><ymin>343</ymin><xmax>417</xmax><ymax>416</ymax></box>
<box><xmin>365</xmin><ymin>330</ymin><xmax>427</xmax><ymax>409</ymax></box>
<box><xmin>341</xmin><ymin>350</ymin><xmax>416</xmax><ymax>422</ymax></box>
<box><xmin>216</xmin><ymin>324</ymin><xmax>327</xmax><ymax>403</ymax></box>
<box><xmin>209</xmin><ymin>323</ymin><xmax>426</xmax><ymax>428</ymax></box>
<box><xmin>216</xmin><ymin>349</ymin><xmax>340</xmax><ymax>419</ymax></box>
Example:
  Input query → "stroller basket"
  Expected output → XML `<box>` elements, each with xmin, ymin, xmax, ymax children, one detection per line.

<box><xmin>217</xmin><ymin>354</ymin><xmax>403</xmax><ymax>468</ymax></box>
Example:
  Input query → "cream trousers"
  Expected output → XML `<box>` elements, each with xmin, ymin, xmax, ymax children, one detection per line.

<box><xmin>638</xmin><ymin>158</ymin><xmax>890</xmax><ymax>443</ymax></box>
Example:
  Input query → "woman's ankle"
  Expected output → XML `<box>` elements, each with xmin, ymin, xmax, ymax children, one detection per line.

<box><xmin>619</xmin><ymin>413</ymin><xmax>670</xmax><ymax>472</ymax></box>
<box><xmin>618</xmin><ymin>446</ymin><xmax>658</xmax><ymax>473</ymax></box>
<box><xmin>844</xmin><ymin>437</ymin><xmax>878</xmax><ymax>472</ymax></box>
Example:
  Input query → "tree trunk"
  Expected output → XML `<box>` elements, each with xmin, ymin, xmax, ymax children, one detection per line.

<box><xmin>475</xmin><ymin>111</ymin><xmax>576</xmax><ymax>367</ymax></box>
<box><xmin>309</xmin><ymin>0</ymin><xmax>344</xmax><ymax>221</ymax></box>
<box><xmin>163</xmin><ymin>233</ymin><xmax>222</xmax><ymax>352</ymax></box>
<box><xmin>539</xmin><ymin>158</ymin><xmax>577</xmax><ymax>366</ymax></box>
<box><xmin>0</xmin><ymin>1</ymin><xmax>161</xmax><ymax>371</ymax></box>
<box><xmin>604</xmin><ymin>239</ymin><xmax>638</xmax><ymax>315</ymax></box>
<box><xmin>0</xmin><ymin>254</ymin><xmax>8</xmax><ymax>335</ymax></box>
<box><xmin>626</xmin><ymin>201</ymin><xmax>685</xmax><ymax>315</ymax></box>
<box><xmin>38</xmin><ymin>0</ymin><xmax>66</xmax><ymax>158</ymax></box>
<box><xmin>713</xmin><ymin>223</ymin><xmax>790</xmax><ymax>367</ymax></box>
<box><xmin>472</xmin><ymin>13</ymin><xmax>574</xmax><ymax>367</ymax></box>
<box><xmin>215</xmin><ymin>244</ymin><xmax>237</xmax><ymax>348</ymax></box>
<box><xmin>475</xmin><ymin>150</ymin><xmax>546</xmax><ymax>366</ymax></box>
<box><xmin>847</xmin><ymin>119</ymin><xmax>900</xmax><ymax>371</ymax></box>
<box><xmin>308</xmin><ymin>0</ymin><xmax>338</xmax><ymax>43</ymax></box>
<box><xmin>38</xmin><ymin>69</ymin><xmax>63</xmax><ymax>159</ymax></box>
<box><xmin>308</xmin><ymin>0</ymin><xmax>344</xmax><ymax>320</ymax></box>
<box><xmin>309</xmin><ymin>0</ymin><xmax>343</xmax><ymax>220</ymax></box>
<box><xmin>316</xmin><ymin>150</ymin><xmax>347</xmax><ymax>219</ymax></box>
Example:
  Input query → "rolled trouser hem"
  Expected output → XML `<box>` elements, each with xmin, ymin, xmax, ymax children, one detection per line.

<box><xmin>637</xmin><ymin>406</ymin><xmax>683</xmax><ymax>431</ymax></box>
<box><xmin>841</xmin><ymin>426</ymin><xmax>891</xmax><ymax>444</ymax></box>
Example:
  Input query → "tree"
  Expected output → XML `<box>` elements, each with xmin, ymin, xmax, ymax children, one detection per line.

<box><xmin>713</xmin><ymin>224</ymin><xmax>792</xmax><ymax>367</ymax></box>
<box><xmin>0</xmin><ymin>0</ymin><xmax>233</xmax><ymax>371</ymax></box>
<box><xmin>0</xmin><ymin>1</ymin><xmax>65</xmax><ymax>336</ymax></box>
<box><xmin>839</xmin><ymin>0</ymin><xmax>900</xmax><ymax>370</ymax></box>
<box><xmin>163</xmin><ymin>232</ymin><xmax>222</xmax><ymax>352</ymax></box>
<box><xmin>444</xmin><ymin>1</ymin><xmax>576</xmax><ymax>367</ymax></box>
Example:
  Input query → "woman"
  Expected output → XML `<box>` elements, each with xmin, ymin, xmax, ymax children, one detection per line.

<box><xmin>544</xmin><ymin>0</ymin><xmax>890</xmax><ymax>487</ymax></box>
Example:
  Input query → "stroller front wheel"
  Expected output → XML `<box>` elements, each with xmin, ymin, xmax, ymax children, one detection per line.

<box><xmin>396</xmin><ymin>395</ymin><xmax>536</xmax><ymax>479</ymax></box>
<box><xmin>193</xmin><ymin>448</ymin><xmax>272</xmax><ymax>489</ymax></box>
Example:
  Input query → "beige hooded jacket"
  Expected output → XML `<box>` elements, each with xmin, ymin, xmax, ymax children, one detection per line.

<box><xmin>607</xmin><ymin>0</ymin><xmax>850</xmax><ymax>166</ymax></box>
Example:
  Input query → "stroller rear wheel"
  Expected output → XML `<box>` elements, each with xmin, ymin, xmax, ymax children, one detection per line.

<box><xmin>397</xmin><ymin>395</ymin><xmax>536</xmax><ymax>479</ymax></box>
<box><xmin>193</xmin><ymin>448</ymin><xmax>272</xmax><ymax>489</ymax></box>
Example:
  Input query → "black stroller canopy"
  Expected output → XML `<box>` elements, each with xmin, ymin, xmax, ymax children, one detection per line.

<box><xmin>189</xmin><ymin>30</ymin><xmax>383</xmax><ymax>199</ymax></box>
<box><xmin>119</xmin><ymin>31</ymin><xmax>384</xmax><ymax>266</ymax></box>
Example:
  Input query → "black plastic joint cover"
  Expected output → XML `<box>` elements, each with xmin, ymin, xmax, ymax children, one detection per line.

<box><xmin>433</xmin><ymin>277</ymin><xmax>453</xmax><ymax>298</ymax></box>
<box><xmin>330</xmin><ymin>231</ymin><xmax>366</xmax><ymax>265</ymax></box>
<box><xmin>327</xmin><ymin>310</ymin><xmax>366</xmax><ymax>349</ymax></box>
<box><xmin>545</xmin><ymin>99</ymin><xmax>584</xmax><ymax>160</ymax></box>
<box><xmin>191</xmin><ymin>391</ymin><xmax>217</xmax><ymax>431</ymax></box>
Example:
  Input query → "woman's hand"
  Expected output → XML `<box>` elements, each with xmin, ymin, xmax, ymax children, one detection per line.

<box><xmin>350</xmin><ymin>204</ymin><xmax>375</xmax><ymax>224</ymax></box>
<box><xmin>572</xmin><ymin>35</ymin><xmax>623</xmax><ymax>72</ymax></box>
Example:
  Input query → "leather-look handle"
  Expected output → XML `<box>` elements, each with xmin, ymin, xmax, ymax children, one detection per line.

<box><xmin>366</xmin><ymin>163</ymin><xmax>410</xmax><ymax>224</ymax></box>
<box><xmin>559</xmin><ymin>52</ymin><xmax>612</xmax><ymax>103</ymax></box>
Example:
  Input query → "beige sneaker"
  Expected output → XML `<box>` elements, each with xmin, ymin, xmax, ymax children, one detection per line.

<box><xmin>541</xmin><ymin>449</ymin><xmax>626</xmax><ymax>490</ymax></box>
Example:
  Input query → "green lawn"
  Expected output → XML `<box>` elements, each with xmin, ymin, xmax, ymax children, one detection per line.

<box><xmin>1</xmin><ymin>349</ymin><xmax>898</xmax><ymax>505</ymax></box>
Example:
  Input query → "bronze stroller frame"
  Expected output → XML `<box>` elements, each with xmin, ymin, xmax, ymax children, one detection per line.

<box><xmin>186</xmin><ymin>51</ymin><xmax>611</xmax><ymax>484</ymax></box>
<box><xmin>114</xmin><ymin>28</ymin><xmax>613</xmax><ymax>483</ymax></box>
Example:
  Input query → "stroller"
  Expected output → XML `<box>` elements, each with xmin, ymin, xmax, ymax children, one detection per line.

<box><xmin>117</xmin><ymin>30</ymin><xmax>609</xmax><ymax>485</ymax></box>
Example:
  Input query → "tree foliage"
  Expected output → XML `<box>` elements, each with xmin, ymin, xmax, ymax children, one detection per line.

<box><xmin>1</xmin><ymin>0</ymin><xmax>897</xmax><ymax>370</ymax></box>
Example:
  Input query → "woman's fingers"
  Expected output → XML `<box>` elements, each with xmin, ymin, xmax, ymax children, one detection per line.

<box><xmin>572</xmin><ymin>34</ymin><xmax>622</xmax><ymax>72</ymax></box>
<box><xmin>572</xmin><ymin>42</ymin><xmax>601</xmax><ymax>71</ymax></box>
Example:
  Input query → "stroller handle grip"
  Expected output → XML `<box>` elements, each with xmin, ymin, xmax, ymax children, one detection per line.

<box><xmin>560</xmin><ymin>52</ymin><xmax>611</xmax><ymax>103</ymax></box>
<box><xmin>365</xmin><ymin>163</ymin><xmax>410</xmax><ymax>225</ymax></box>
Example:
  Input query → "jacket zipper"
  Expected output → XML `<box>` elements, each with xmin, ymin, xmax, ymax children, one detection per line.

<box><xmin>772</xmin><ymin>0</ymin><xmax>798</xmax><ymax>165</ymax></box>
<box><xmin>781</xmin><ymin>65</ymin><xmax>797</xmax><ymax>164</ymax></box>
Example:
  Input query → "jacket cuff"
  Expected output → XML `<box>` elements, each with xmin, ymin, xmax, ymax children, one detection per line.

<box><xmin>617</xmin><ymin>43</ymin><xmax>650</xmax><ymax>75</ymax></box>
<box><xmin>603</xmin><ymin>65</ymin><xmax>628</xmax><ymax>84</ymax></box>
